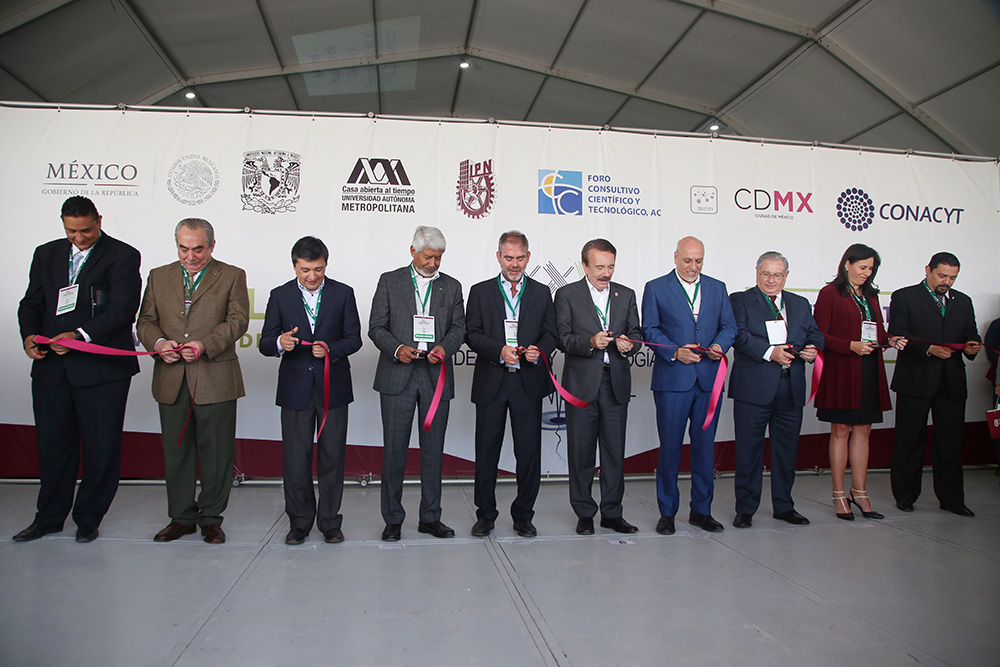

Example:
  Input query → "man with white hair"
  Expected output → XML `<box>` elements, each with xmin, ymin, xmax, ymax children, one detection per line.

<box><xmin>368</xmin><ymin>226</ymin><xmax>466</xmax><ymax>541</ymax></box>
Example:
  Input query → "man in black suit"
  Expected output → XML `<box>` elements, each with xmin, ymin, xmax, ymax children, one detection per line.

<box><xmin>554</xmin><ymin>239</ymin><xmax>643</xmax><ymax>535</ymax></box>
<box><xmin>259</xmin><ymin>236</ymin><xmax>363</xmax><ymax>545</ymax></box>
<box><xmin>466</xmin><ymin>231</ymin><xmax>557</xmax><ymax>538</ymax></box>
<box><xmin>14</xmin><ymin>196</ymin><xmax>141</xmax><ymax>543</ymax></box>
<box><xmin>368</xmin><ymin>226</ymin><xmax>466</xmax><ymax>541</ymax></box>
<box><xmin>728</xmin><ymin>251</ymin><xmax>823</xmax><ymax>528</ymax></box>
<box><xmin>889</xmin><ymin>252</ymin><xmax>981</xmax><ymax>516</ymax></box>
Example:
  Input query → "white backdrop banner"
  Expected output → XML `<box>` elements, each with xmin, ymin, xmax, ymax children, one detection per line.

<box><xmin>2</xmin><ymin>105</ymin><xmax>998</xmax><ymax>476</ymax></box>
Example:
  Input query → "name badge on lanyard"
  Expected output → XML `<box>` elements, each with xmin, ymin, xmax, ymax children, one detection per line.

<box><xmin>504</xmin><ymin>319</ymin><xmax>519</xmax><ymax>346</ymax></box>
<box><xmin>766</xmin><ymin>319</ymin><xmax>787</xmax><ymax>345</ymax></box>
<box><xmin>413</xmin><ymin>315</ymin><xmax>435</xmax><ymax>341</ymax></box>
<box><xmin>56</xmin><ymin>284</ymin><xmax>80</xmax><ymax>316</ymax></box>
<box><xmin>861</xmin><ymin>321</ymin><xmax>878</xmax><ymax>343</ymax></box>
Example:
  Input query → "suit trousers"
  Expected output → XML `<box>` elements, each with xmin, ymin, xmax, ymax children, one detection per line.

<box><xmin>281</xmin><ymin>389</ymin><xmax>348</xmax><ymax>534</ymax></box>
<box><xmin>31</xmin><ymin>376</ymin><xmax>131</xmax><ymax>530</ymax></box>
<box><xmin>473</xmin><ymin>370</ymin><xmax>543</xmax><ymax>522</ymax></box>
<box><xmin>891</xmin><ymin>385</ymin><xmax>966</xmax><ymax>505</ymax></box>
<box><xmin>379</xmin><ymin>361</ymin><xmax>449</xmax><ymax>524</ymax></box>
<box><xmin>733</xmin><ymin>374</ymin><xmax>802</xmax><ymax>516</ymax></box>
<box><xmin>159</xmin><ymin>381</ymin><xmax>237</xmax><ymax>527</ymax></box>
<box><xmin>653</xmin><ymin>387</ymin><xmax>720</xmax><ymax>517</ymax></box>
<box><xmin>566</xmin><ymin>369</ymin><xmax>627</xmax><ymax>520</ymax></box>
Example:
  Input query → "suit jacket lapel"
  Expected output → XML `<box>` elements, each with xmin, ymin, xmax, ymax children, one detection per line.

<box><xmin>76</xmin><ymin>234</ymin><xmax>109</xmax><ymax>285</ymax></box>
<box><xmin>576</xmin><ymin>278</ymin><xmax>604</xmax><ymax>330</ymax></box>
<box><xmin>667</xmin><ymin>271</ymin><xmax>697</xmax><ymax>323</ymax></box>
<box><xmin>313</xmin><ymin>278</ymin><xmax>331</xmax><ymax>331</ymax></box>
<box><xmin>187</xmin><ymin>261</ymin><xmax>221</xmax><ymax>306</ymax></box>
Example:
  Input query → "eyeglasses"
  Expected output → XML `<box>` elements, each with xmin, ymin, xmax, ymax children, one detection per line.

<box><xmin>758</xmin><ymin>271</ymin><xmax>786</xmax><ymax>279</ymax></box>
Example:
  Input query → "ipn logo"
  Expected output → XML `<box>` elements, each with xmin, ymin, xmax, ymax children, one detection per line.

<box><xmin>538</xmin><ymin>170</ymin><xmax>582</xmax><ymax>215</ymax></box>
<box><xmin>836</xmin><ymin>188</ymin><xmax>875</xmax><ymax>232</ymax></box>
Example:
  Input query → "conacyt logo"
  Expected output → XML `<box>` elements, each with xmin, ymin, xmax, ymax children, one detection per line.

<box><xmin>342</xmin><ymin>158</ymin><xmax>415</xmax><ymax>213</ymax></box>
<box><xmin>241</xmin><ymin>150</ymin><xmax>300</xmax><ymax>214</ymax></box>
<box><xmin>456</xmin><ymin>159</ymin><xmax>495</xmax><ymax>219</ymax></box>
<box><xmin>836</xmin><ymin>188</ymin><xmax>876</xmax><ymax>231</ymax></box>
<box><xmin>834</xmin><ymin>186</ymin><xmax>965</xmax><ymax>231</ymax></box>
<box><xmin>538</xmin><ymin>170</ymin><xmax>583</xmax><ymax>215</ymax></box>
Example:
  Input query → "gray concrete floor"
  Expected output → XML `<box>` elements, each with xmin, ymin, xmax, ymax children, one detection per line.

<box><xmin>1</xmin><ymin>470</ymin><xmax>998</xmax><ymax>667</ymax></box>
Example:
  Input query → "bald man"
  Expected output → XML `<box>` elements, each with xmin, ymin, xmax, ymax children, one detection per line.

<box><xmin>641</xmin><ymin>237</ymin><xmax>736</xmax><ymax>535</ymax></box>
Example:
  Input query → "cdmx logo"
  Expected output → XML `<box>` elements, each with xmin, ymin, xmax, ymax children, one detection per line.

<box><xmin>538</xmin><ymin>169</ymin><xmax>582</xmax><ymax>215</ymax></box>
<box><xmin>836</xmin><ymin>187</ymin><xmax>876</xmax><ymax>232</ymax></box>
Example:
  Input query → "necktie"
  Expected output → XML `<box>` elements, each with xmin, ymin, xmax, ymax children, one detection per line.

<box><xmin>70</xmin><ymin>251</ymin><xmax>84</xmax><ymax>283</ymax></box>
<box><xmin>510</xmin><ymin>283</ymin><xmax>518</xmax><ymax>298</ymax></box>
<box><xmin>768</xmin><ymin>295</ymin><xmax>783</xmax><ymax>321</ymax></box>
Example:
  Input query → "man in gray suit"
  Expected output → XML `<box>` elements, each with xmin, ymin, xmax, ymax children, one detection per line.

<box><xmin>368</xmin><ymin>226</ymin><xmax>466</xmax><ymax>541</ymax></box>
<box><xmin>554</xmin><ymin>239</ymin><xmax>643</xmax><ymax>535</ymax></box>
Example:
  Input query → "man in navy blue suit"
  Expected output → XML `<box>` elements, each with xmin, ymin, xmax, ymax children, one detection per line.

<box><xmin>728</xmin><ymin>252</ymin><xmax>823</xmax><ymax>529</ymax></box>
<box><xmin>466</xmin><ymin>231</ymin><xmax>557</xmax><ymax>538</ymax></box>
<box><xmin>642</xmin><ymin>236</ymin><xmax>736</xmax><ymax>535</ymax></box>
<box><xmin>259</xmin><ymin>236</ymin><xmax>363</xmax><ymax>545</ymax></box>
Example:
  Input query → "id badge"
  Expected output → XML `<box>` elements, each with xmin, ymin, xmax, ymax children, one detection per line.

<box><xmin>861</xmin><ymin>320</ymin><xmax>877</xmax><ymax>343</ymax></box>
<box><xmin>56</xmin><ymin>284</ymin><xmax>79</xmax><ymax>316</ymax></box>
<box><xmin>413</xmin><ymin>314</ymin><xmax>435</xmax><ymax>341</ymax></box>
<box><xmin>765</xmin><ymin>319</ymin><xmax>787</xmax><ymax>345</ymax></box>
<box><xmin>504</xmin><ymin>319</ymin><xmax>519</xmax><ymax>346</ymax></box>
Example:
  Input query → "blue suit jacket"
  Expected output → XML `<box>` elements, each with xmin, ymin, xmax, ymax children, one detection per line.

<box><xmin>642</xmin><ymin>271</ymin><xmax>736</xmax><ymax>393</ymax></box>
<box><xmin>259</xmin><ymin>277</ymin><xmax>363</xmax><ymax>411</ymax></box>
<box><xmin>728</xmin><ymin>288</ymin><xmax>824</xmax><ymax>407</ymax></box>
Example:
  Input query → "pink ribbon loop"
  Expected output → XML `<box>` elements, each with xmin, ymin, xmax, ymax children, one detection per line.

<box><xmin>537</xmin><ymin>349</ymin><xmax>589</xmax><ymax>409</ymax></box>
<box><xmin>298</xmin><ymin>340</ymin><xmax>331</xmax><ymax>439</ymax></box>
<box><xmin>422</xmin><ymin>352</ymin><xmax>446</xmax><ymax>432</ymax></box>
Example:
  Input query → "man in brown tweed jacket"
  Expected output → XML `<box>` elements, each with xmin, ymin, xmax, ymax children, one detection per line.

<box><xmin>137</xmin><ymin>218</ymin><xmax>249</xmax><ymax>544</ymax></box>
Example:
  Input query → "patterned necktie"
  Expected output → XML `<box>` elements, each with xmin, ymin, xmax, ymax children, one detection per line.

<box><xmin>70</xmin><ymin>250</ymin><xmax>84</xmax><ymax>283</ymax></box>
<box><xmin>768</xmin><ymin>295</ymin><xmax>783</xmax><ymax>321</ymax></box>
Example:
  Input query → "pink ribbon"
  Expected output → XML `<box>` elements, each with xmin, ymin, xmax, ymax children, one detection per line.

<box><xmin>297</xmin><ymin>340</ymin><xmax>330</xmax><ymax>438</ymax></box>
<box><xmin>33</xmin><ymin>334</ymin><xmax>199</xmax><ymax>446</ymax></box>
<box><xmin>422</xmin><ymin>352</ymin><xmax>446</xmax><ymax>432</ymax></box>
<box><xmin>535</xmin><ymin>349</ymin><xmax>589</xmax><ymax>409</ymax></box>
<box><xmin>807</xmin><ymin>350</ymin><xmax>823</xmax><ymax>405</ymax></box>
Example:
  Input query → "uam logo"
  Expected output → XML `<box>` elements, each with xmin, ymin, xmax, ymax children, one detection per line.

<box><xmin>347</xmin><ymin>158</ymin><xmax>410</xmax><ymax>185</ymax></box>
<box><xmin>241</xmin><ymin>150</ymin><xmax>300</xmax><ymax>214</ymax></box>
<box><xmin>836</xmin><ymin>187</ymin><xmax>876</xmax><ymax>232</ymax></box>
<box><xmin>456</xmin><ymin>159</ymin><xmax>496</xmax><ymax>219</ymax></box>
<box><xmin>538</xmin><ymin>170</ymin><xmax>582</xmax><ymax>215</ymax></box>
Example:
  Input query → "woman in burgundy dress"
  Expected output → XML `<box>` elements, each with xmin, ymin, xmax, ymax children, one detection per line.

<box><xmin>814</xmin><ymin>244</ymin><xmax>906</xmax><ymax>520</ymax></box>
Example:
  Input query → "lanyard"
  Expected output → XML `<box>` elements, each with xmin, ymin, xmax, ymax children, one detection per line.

<box><xmin>923</xmin><ymin>281</ymin><xmax>946</xmax><ymax>316</ymax></box>
<box><xmin>760</xmin><ymin>288</ymin><xmax>781</xmax><ymax>318</ymax></box>
<box><xmin>593</xmin><ymin>294</ymin><xmax>609</xmax><ymax>330</ymax></box>
<box><xmin>301</xmin><ymin>284</ymin><xmax>323</xmax><ymax>329</ymax></box>
<box><xmin>498</xmin><ymin>275</ymin><xmax>524</xmax><ymax>318</ymax></box>
<box><xmin>410</xmin><ymin>265</ymin><xmax>433</xmax><ymax>314</ymax></box>
<box><xmin>851</xmin><ymin>291</ymin><xmax>873</xmax><ymax>320</ymax></box>
<box><xmin>183</xmin><ymin>261</ymin><xmax>210</xmax><ymax>299</ymax></box>
<box><xmin>68</xmin><ymin>248</ymin><xmax>90</xmax><ymax>285</ymax></box>
<box><xmin>680</xmin><ymin>277</ymin><xmax>700</xmax><ymax>312</ymax></box>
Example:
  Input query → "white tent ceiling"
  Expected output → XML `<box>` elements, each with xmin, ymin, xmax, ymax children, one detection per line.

<box><xmin>1</xmin><ymin>0</ymin><xmax>998</xmax><ymax>157</ymax></box>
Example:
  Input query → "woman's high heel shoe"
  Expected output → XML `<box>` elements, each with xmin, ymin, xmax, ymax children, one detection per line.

<box><xmin>849</xmin><ymin>489</ymin><xmax>885</xmax><ymax>520</ymax></box>
<box><xmin>833</xmin><ymin>490</ymin><xmax>854</xmax><ymax>520</ymax></box>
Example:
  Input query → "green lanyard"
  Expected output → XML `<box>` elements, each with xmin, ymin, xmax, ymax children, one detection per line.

<box><xmin>183</xmin><ymin>261</ymin><xmax>210</xmax><ymax>299</ymax></box>
<box><xmin>498</xmin><ymin>275</ymin><xmax>524</xmax><ymax>318</ymax></box>
<box><xmin>67</xmin><ymin>248</ymin><xmax>90</xmax><ymax>285</ymax></box>
<box><xmin>923</xmin><ymin>281</ymin><xmax>946</xmax><ymax>316</ymax></box>
<box><xmin>301</xmin><ymin>284</ymin><xmax>323</xmax><ymax>330</ymax></box>
<box><xmin>851</xmin><ymin>291</ymin><xmax>873</xmax><ymax>320</ymax></box>
<box><xmin>593</xmin><ymin>294</ymin><xmax>610</xmax><ymax>330</ymax></box>
<box><xmin>680</xmin><ymin>276</ymin><xmax>700</xmax><ymax>312</ymax></box>
<box><xmin>760</xmin><ymin>288</ymin><xmax>781</xmax><ymax>318</ymax></box>
<box><xmin>409</xmin><ymin>265</ymin><xmax>433</xmax><ymax>314</ymax></box>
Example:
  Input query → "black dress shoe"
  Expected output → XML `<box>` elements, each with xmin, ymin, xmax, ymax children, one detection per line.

<box><xmin>75</xmin><ymin>526</ymin><xmax>99</xmax><ymax>543</ymax></box>
<box><xmin>512</xmin><ymin>519</ymin><xmax>537</xmax><ymax>537</ymax></box>
<box><xmin>733</xmin><ymin>513</ymin><xmax>753</xmax><ymax>529</ymax></box>
<box><xmin>324</xmin><ymin>528</ymin><xmax>345</xmax><ymax>543</ymax></box>
<box><xmin>655</xmin><ymin>516</ymin><xmax>675</xmax><ymax>535</ymax></box>
<box><xmin>773</xmin><ymin>510</ymin><xmax>810</xmax><ymax>525</ymax></box>
<box><xmin>600</xmin><ymin>516</ymin><xmax>638</xmax><ymax>533</ymax></box>
<box><xmin>418</xmin><ymin>520</ymin><xmax>455</xmax><ymax>538</ymax></box>
<box><xmin>13</xmin><ymin>522</ymin><xmax>60</xmax><ymax>542</ymax></box>
<box><xmin>471</xmin><ymin>518</ymin><xmax>494</xmax><ymax>537</ymax></box>
<box><xmin>382</xmin><ymin>523</ymin><xmax>402</xmax><ymax>541</ymax></box>
<box><xmin>896</xmin><ymin>500</ymin><xmax>914</xmax><ymax>512</ymax></box>
<box><xmin>689</xmin><ymin>512</ymin><xmax>724</xmax><ymax>532</ymax></box>
<box><xmin>940</xmin><ymin>503</ymin><xmax>975</xmax><ymax>517</ymax></box>
<box><xmin>154</xmin><ymin>521</ymin><xmax>197</xmax><ymax>542</ymax></box>
<box><xmin>285</xmin><ymin>528</ymin><xmax>308</xmax><ymax>545</ymax></box>
<box><xmin>201</xmin><ymin>524</ymin><xmax>226</xmax><ymax>544</ymax></box>
<box><xmin>576</xmin><ymin>517</ymin><xmax>595</xmax><ymax>535</ymax></box>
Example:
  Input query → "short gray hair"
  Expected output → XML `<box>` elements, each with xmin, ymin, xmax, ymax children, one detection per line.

<box><xmin>498</xmin><ymin>230</ymin><xmax>529</xmax><ymax>252</ymax></box>
<box><xmin>175</xmin><ymin>218</ymin><xmax>215</xmax><ymax>246</ymax></box>
<box><xmin>412</xmin><ymin>225</ymin><xmax>446</xmax><ymax>253</ymax></box>
<box><xmin>756</xmin><ymin>251</ymin><xmax>788</xmax><ymax>272</ymax></box>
